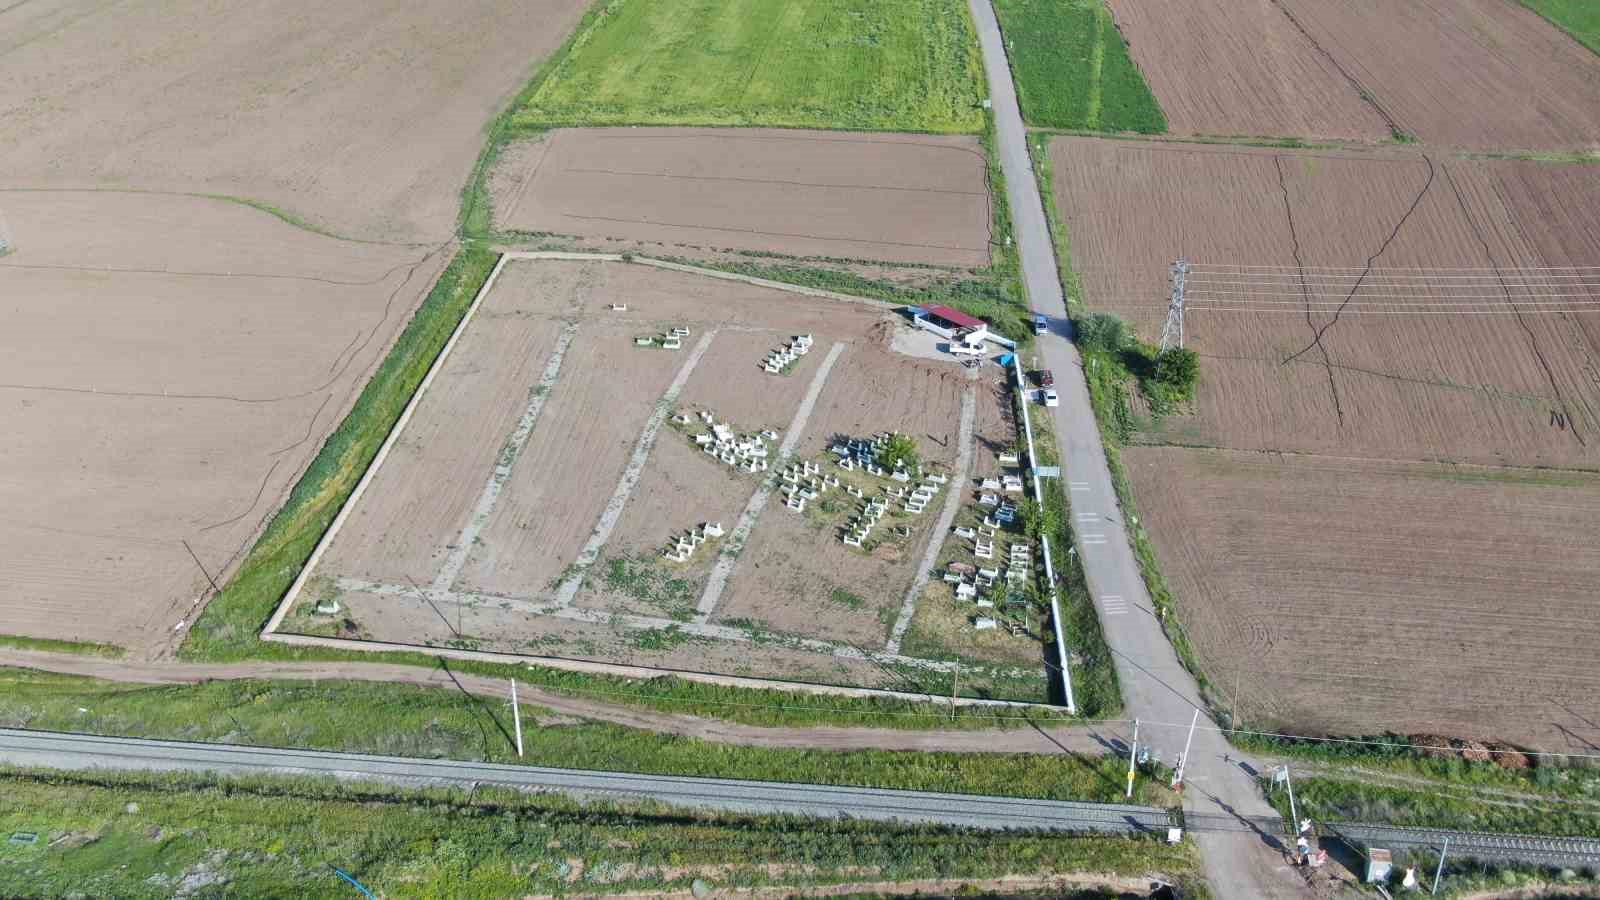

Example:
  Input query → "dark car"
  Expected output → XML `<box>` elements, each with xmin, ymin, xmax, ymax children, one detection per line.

<box><xmin>1037</xmin><ymin>369</ymin><xmax>1055</xmax><ymax>388</ymax></box>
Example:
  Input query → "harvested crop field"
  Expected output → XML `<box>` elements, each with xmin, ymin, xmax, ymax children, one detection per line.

<box><xmin>1101</xmin><ymin>0</ymin><xmax>1389</xmax><ymax>141</ymax></box>
<box><xmin>1274</xmin><ymin>0</ymin><xmax>1600</xmax><ymax>150</ymax></box>
<box><xmin>1050</xmin><ymin>137</ymin><xmax>1600</xmax><ymax>469</ymax></box>
<box><xmin>1124</xmin><ymin>447</ymin><xmax>1600</xmax><ymax>751</ymax></box>
<box><xmin>494</xmin><ymin>128</ymin><xmax>992</xmax><ymax>267</ymax></box>
<box><xmin>1104</xmin><ymin>0</ymin><xmax>1600</xmax><ymax>148</ymax></box>
<box><xmin>0</xmin><ymin>190</ymin><xmax>447</xmax><ymax>655</ymax></box>
<box><xmin>2</xmin><ymin>0</ymin><xmax>589</xmax><ymax>242</ymax></box>
<box><xmin>289</xmin><ymin>258</ymin><xmax>1044</xmax><ymax>699</ymax></box>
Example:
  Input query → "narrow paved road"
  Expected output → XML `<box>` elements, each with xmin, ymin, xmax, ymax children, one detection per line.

<box><xmin>0</xmin><ymin>728</ymin><xmax>1170</xmax><ymax>834</ymax></box>
<box><xmin>964</xmin><ymin>3</ymin><xmax>1298</xmax><ymax>896</ymax></box>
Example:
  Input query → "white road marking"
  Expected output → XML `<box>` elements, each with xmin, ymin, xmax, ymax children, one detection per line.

<box><xmin>1100</xmin><ymin>594</ymin><xmax>1127</xmax><ymax>616</ymax></box>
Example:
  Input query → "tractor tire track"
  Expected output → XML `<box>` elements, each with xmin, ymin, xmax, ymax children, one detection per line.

<box><xmin>1275</xmin><ymin>155</ymin><xmax>1344</xmax><ymax>425</ymax></box>
<box><xmin>1443</xmin><ymin>163</ymin><xmax>1585</xmax><ymax>447</ymax></box>
<box><xmin>1284</xmin><ymin>153</ymin><xmax>1436</xmax><ymax>366</ymax></box>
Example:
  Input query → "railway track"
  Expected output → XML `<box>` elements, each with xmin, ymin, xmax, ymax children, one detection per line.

<box><xmin>1327</xmin><ymin>821</ymin><xmax>1600</xmax><ymax>868</ymax></box>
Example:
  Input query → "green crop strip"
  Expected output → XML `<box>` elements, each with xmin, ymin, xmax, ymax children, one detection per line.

<box><xmin>992</xmin><ymin>0</ymin><xmax>1166</xmax><ymax>133</ymax></box>
<box><xmin>0</xmin><ymin>768</ymin><xmax>1202</xmax><ymax>899</ymax></box>
<box><xmin>511</xmin><ymin>0</ymin><xmax>985</xmax><ymax>134</ymax></box>
<box><xmin>1519</xmin><ymin>0</ymin><xmax>1600</xmax><ymax>57</ymax></box>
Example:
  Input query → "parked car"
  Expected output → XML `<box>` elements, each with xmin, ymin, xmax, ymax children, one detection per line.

<box><xmin>1040</xmin><ymin>388</ymin><xmax>1059</xmax><ymax>407</ymax></box>
<box><xmin>1037</xmin><ymin>369</ymin><xmax>1055</xmax><ymax>388</ymax></box>
<box><xmin>1033</xmin><ymin>314</ymin><xmax>1048</xmax><ymax>335</ymax></box>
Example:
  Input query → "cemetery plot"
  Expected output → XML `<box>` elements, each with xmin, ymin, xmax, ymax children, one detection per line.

<box><xmin>289</xmin><ymin>259</ymin><xmax>1048</xmax><ymax>701</ymax></box>
<box><xmin>495</xmin><ymin>128</ymin><xmax>992</xmax><ymax>267</ymax></box>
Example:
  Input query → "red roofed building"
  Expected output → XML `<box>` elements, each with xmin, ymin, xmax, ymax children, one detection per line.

<box><xmin>910</xmin><ymin>304</ymin><xmax>991</xmax><ymax>344</ymax></box>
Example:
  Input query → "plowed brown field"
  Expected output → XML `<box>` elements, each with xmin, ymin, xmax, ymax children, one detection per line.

<box><xmin>1104</xmin><ymin>0</ymin><xmax>1389</xmax><ymax>141</ymax></box>
<box><xmin>1125</xmin><ymin>447</ymin><xmax>1600</xmax><ymax>751</ymax></box>
<box><xmin>1106</xmin><ymin>0</ymin><xmax>1600</xmax><ymax>149</ymax></box>
<box><xmin>0</xmin><ymin>191</ymin><xmax>446</xmax><ymax>654</ymax></box>
<box><xmin>1051</xmin><ymin>137</ymin><xmax>1600</xmax><ymax>469</ymax></box>
<box><xmin>1053</xmin><ymin>135</ymin><xmax>1600</xmax><ymax>745</ymax></box>
<box><xmin>1276</xmin><ymin>0</ymin><xmax>1600</xmax><ymax>150</ymax></box>
<box><xmin>495</xmin><ymin>128</ymin><xmax>992</xmax><ymax>267</ymax></box>
<box><xmin>2</xmin><ymin>0</ymin><xmax>589</xmax><ymax>242</ymax></box>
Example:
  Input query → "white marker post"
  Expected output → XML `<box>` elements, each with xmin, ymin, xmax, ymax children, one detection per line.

<box><xmin>510</xmin><ymin>678</ymin><xmax>524</xmax><ymax>758</ymax></box>
<box><xmin>1125</xmin><ymin>718</ymin><xmax>1140</xmax><ymax>799</ymax></box>
<box><xmin>1172</xmin><ymin>709</ymin><xmax>1199</xmax><ymax>791</ymax></box>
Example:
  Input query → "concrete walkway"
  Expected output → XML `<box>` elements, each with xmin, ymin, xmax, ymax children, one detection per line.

<box><xmin>964</xmin><ymin>2</ymin><xmax>1299</xmax><ymax>896</ymax></box>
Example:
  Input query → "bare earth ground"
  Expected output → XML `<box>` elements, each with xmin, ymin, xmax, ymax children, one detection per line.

<box><xmin>493</xmin><ymin>128</ymin><xmax>993</xmax><ymax>267</ymax></box>
<box><xmin>1</xmin><ymin>0</ymin><xmax>590</xmax><ymax>243</ymax></box>
<box><xmin>1050</xmin><ymin>137</ymin><xmax>1600</xmax><ymax>469</ymax></box>
<box><xmin>1051</xmin><ymin>135</ymin><xmax>1600</xmax><ymax>747</ymax></box>
<box><xmin>0</xmin><ymin>191</ymin><xmax>446</xmax><ymax>656</ymax></box>
<box><xmin>1276</xmin><ymin>0</ymin><xmax>1600</xmax><ymax>150</ymax></box>
<box><xmin>711</xmin><ymin>345</ymin><xmax>972</xmax><ymax>647</ymax></box>
<box><xmin>1104</xmin><ymin>0</ymin><xmax>1600</xmax><ymax>149</ymax></box>
<box><xmin>1124</xmin><ymin>447</ymin><xmax>1600</xmax><ymax>751</ymax></box>
<box><xmin>1104</xmin><ymin>0</ymin><xmax>1390</xmax><ymax>141</ymax></box>
<box><xmin>297</xmin><ymin>259</ymin><xmax>1045</xmax><ymax>699</ymax></box>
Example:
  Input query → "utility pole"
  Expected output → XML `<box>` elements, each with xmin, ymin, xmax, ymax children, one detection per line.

<box><xmin>1125</xmin><ymin>718</ymin><xmax>1140</xmax><ymax>799</ymax></box>
<box><xmin>1172</xmin><ymin>709</ymin><xmax>1199</xmax><ymax>790</ymax></box>
<box><xmin>950</xmin><ymin>666</ymin><xmax>960</xmax><ymax>720</ymax></box>
<box><xmin>510</xmin><ymin>678</ymin><xmax>524</xmax><ymax>758</ymax></box>
<box><xmin>1284</xmin><ymin>766</ymin><xmax>1299</xmax><ymax>833</ymax></box>
<box><xmin>1160</xmin><ymin>258</ymin><xmax>1190</xmax><ymax>352</ymax></box>
<box><xmin>1431</xmin><ymin>837</ymin><xmax>1449</xmax><ymax>895</ymax></box>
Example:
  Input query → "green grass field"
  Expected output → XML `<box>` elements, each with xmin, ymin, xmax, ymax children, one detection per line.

<box><xmin>0</xmin><ymin>668</ymin><xmax>1171</xmax><ymax>806</ymax></box>
<box><xmin>993</xmin><ymin>0</ymin><xmax>1165</xmax><ymax>133</ymax></box>
<box><xmin>0</xmin><ymin>634</ymin><xmax>123</xmax><ymax>658</ymax></box>
<box><xmin>0</xmin><ymin>770</ymin><xmax>1201</xmax><ymax>899</ymax></box>
<box><xmin>513</xmin><ymin>0</ymin><xmax>985</xmax><ymax>132</ymax></box>
<box><xmin>1521</xmin><ymin>0</ymin><xmax>1600</xmax><ymax>56</ymax></box>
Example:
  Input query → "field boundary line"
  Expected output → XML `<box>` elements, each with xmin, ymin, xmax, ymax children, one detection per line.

<box><xmin>433</xmin><ymin>322</ymin><xmax>580</xmax><ymax>592</ymax></box>
<box><xmin>885</xmin><ymin>386</ymin><xmax>977</xmax><ymax>654</ymax></box>
<box><xmin>553</xmin><ymin>330</ymin><xmax>720</xmax><ymax>607</ymax></box>
<box><xmin>261</xmin><ymin>253</ymin><xmax>513</xmax><ymax>636</ymax></box>
<box><xmin>694</xmin><ymin>342</ymin><xmax>848</xmax><ymax>622</ymax></box>
<box><xmin>335</xmin><ymin>575</ymin><xmax>1037</xmax><ymax>678</ymax></box>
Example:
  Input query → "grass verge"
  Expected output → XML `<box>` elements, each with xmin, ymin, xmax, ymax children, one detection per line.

<box><xmin>1014</xmin><ymin>389</ymin><xmax>1121</xmax><ymax>718</ymax></box>
<box><xmin>179</xmin><ymin>245</ymin><xmax>498</xmax><ymax>661</ymax></box>
<box><xmin>1519</xmin><ymin>0</ymin><xmax>1600</xmax><ymax>57</ymax></box>
<box><xmin>0</xmin><ymin>668</ymin><xmax>1174</xmax><ymax>806</ymax></box>
<box><xmin>992</xmin><ymin>0</ymin><xmax>1165</xmax><ymax>132</ymax></box>
<box><xmin>0</xmin><ymin>768</ymin><xmax>1202</xmax><ymax>899</ymax></box>
<box><xmin>511</xmin><ymin>0</ymin><xmax>984</xmax><ymax>133</ymax></box>
<box><xmin>1260</xmin><ymin>773</ymin><xmax>1600</xmax><ymax>838</ymax></box>
<box><xmin>0</xmin><ymin>635</ymin><xmax>123</xmax><ymax>659</ymax></box>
